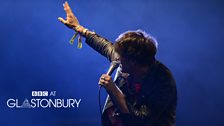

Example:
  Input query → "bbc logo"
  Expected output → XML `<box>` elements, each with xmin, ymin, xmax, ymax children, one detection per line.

<box><xmin>32</xmin><ymin>91</ymin><xmax>48</xmax><ymax>96</ymax></box>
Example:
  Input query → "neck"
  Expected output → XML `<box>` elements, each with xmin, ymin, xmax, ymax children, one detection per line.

<box><xmin>131</xmin><ymin>65</ymin><xmax>150</xmax><ymax>82</ymax></box>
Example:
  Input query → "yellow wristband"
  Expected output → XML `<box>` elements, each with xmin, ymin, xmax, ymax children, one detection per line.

<box><xmin>69</xmin><ymin>32</ymin><xmax>79</xmax><ymax>44</ymax></box>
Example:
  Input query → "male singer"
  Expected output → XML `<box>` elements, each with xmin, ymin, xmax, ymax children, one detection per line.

<box><xmin>58</xmin><ymin>2</ymin><xmax>177</xmax><ymax>126</ymax></box>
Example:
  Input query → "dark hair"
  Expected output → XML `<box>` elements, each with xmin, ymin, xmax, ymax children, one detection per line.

<box><xmin>114</xmin><ymin>29</ymin><xmax>158</xmax><ymax>65</ymax></box>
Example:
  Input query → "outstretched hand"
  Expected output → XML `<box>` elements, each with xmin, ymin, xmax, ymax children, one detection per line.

<box><xmin>58</xmin><ymin>1</ymin><xmax>80</xmax><ymax>30</ymax></box>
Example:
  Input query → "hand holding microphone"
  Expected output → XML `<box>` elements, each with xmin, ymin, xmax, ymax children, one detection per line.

<box><xmin>98</xmin><ymin>61</ymin><xmax>120</xmax><ymax>93</ymax></box>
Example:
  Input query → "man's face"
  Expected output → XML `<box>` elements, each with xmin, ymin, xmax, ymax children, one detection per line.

<box><xmin>120</xmin><ymin>57</ymin><xmax>136</xmax><ymax>74</ymax></box>
<box><xmin>120</xmin><ymin>56</ymin><xmax>151</xmax><ymax>80</ymax></box>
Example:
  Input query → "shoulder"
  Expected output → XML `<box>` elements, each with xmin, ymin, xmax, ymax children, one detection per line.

<box><xmin>154</xmin><ymin>60</ymin><xmax>176</xmax><ymax>86</ymax></box>
<box><xmin>156</xmin><ymin>61</ymin><xmax>173</xmax><ymax>77</ymax></box>
<box><xmin>143</xmin><ymin>60</ymin><xmax>177</xmax><ymax>98</ymax></box>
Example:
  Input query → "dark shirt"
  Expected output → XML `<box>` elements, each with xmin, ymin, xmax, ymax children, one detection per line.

<box><xmin>85</xmin><ymin>33</ymin><xmax>177</xmax><ymax>126</ymax></box>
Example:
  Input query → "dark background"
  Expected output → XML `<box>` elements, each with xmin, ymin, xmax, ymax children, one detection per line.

<box><xmin>0</xmin><ymin>0</ymin><xmax>223</xmax><ymax>126</ymax></box>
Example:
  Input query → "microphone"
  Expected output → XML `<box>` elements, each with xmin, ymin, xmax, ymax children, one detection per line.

<box><xmin>98</xmin><ymin>60</ymin><xmax>120</xmax><ymax>116</ymax></box>
<box><xmin>106</xmin><ymin>60</ymin><xmax>120</xmax><ymax>76</ymax></box>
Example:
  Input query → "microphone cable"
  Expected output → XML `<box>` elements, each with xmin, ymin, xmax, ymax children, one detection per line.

<box><xmin>98</xmin><ymin>85</ymin><xmax>103</xmax><ymax>125</ymax></box>
<box><xmin>98</xmin><ymin>60</ymin><xmax>120</xmax><ymax>125</ymax></box>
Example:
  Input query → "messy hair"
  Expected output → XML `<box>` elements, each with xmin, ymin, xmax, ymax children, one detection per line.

<box><xmin>114</xmin><ymin>29</ymin><xmax>158</xmax><ymax>65</ymax></box>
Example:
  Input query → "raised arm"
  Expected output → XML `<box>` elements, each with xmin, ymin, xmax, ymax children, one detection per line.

<box><xmin>58</xmin><ymin>1</ymin><xmax>118</xmax><ymax>62</ymax></box>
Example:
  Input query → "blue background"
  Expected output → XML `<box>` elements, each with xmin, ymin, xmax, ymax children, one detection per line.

<box><xmin>0</xmin><ymin>0</ymin><xmax>223</xmax><ymax>126</ymax></box>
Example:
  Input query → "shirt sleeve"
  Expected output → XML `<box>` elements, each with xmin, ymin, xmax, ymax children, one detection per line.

<box><xmin>85</xmin><ymin>33</ymin><xmax>119</xmax><ymax>62</ymax></box>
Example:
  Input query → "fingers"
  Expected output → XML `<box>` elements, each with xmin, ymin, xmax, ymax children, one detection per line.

<box><xmin>64</xmin><ymin>1</ymin><xmax>72</xmax><ymax>12</ymax></box>
<box><xmin>58</xmin><ymin>2</ymin><xmax>69</xmax><ymax>25</ymax></box>
<box><xmin>99</xmin><ymin>74</ymin><xmax>112</xmax><ymax>86</ymax></box>
<box><xmin>63</xmin><ymin>1</ymin><xmax>73</xmax><ymax>16</ymax></box>
<box><xmin>58</xmin><ymin>17</ymin><xmax>67</xmax><ymax>24</ymax></box>
<box><xmin>59</xmin><ymin>1</ymin><xmax>80</xmax><ymax>27</ymax></box>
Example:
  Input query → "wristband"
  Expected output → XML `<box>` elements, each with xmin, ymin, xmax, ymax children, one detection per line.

<box><xmin>69</xmin><ymin>32</ymin><xmax>79</xmax><ymax>45</ymax></box>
